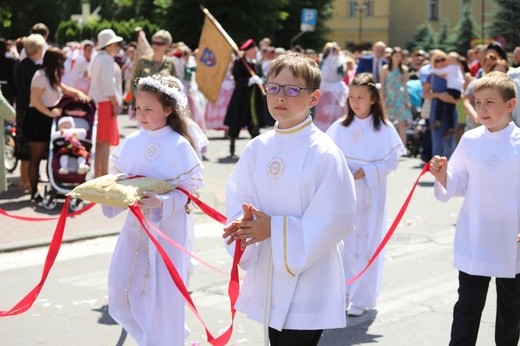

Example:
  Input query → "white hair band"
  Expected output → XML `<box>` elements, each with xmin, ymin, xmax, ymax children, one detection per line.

<box><xmin>137</xmin><ymin>76</ymin><xmax>188</xmax><ymax>108</ymax></box>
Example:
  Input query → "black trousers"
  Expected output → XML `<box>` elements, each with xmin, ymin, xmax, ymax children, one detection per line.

<box><xmin>420</xmin><ymin>119</ymin><xmax>432</xmax><ymax>163</ymax></box>
<box><xmin>228</xmin><ymin>121</ymin><xmax>260</xmax><ymax>140</ymax></box>
<box><xmin>268</xmin><ymin>327</ymin><xmax>323</xmax><ymax>346</ymax></box>
<box><xmin>449</xmin><ymin>271</ymin><xmax>520</xmax><ymax>346</ymax></box>
<box><xmin>435</xmin><ymin>88</ymin><xmax>460</xmax><ymax>132</ymax></box>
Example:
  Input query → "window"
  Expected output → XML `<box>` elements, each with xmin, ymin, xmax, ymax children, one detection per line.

<box><xmin>348</xmin><ymin>1</ymin><xmax>357</xmax><ymax>17</ymax></box>
<box><xmin>428</xmin><ymin>0</ymin><xmax>439</xmax><ymax>21</ymax></box>
<box><xmin>365</xmin><ymin>0</ymin><xmax>374</xmax><ymax>17</ymax></box>
<box><xmin>348</xmin><ymin>0</ymin><xmax>373</xmax><ymax>17</ymax></box>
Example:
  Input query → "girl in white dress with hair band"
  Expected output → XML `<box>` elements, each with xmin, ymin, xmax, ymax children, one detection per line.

<box><xmin>327</xmin><ymin>73</ymin><xmax>406</xmax><ymax>317</ymax></box>
<box><xmin>102</xmin><ymin>74</ymin><xmax>203</xmax><ymax>345</ymax></box>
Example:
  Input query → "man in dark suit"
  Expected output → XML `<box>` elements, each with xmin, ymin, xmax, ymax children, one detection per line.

<box><xmin>224</xmin><ymin>39</ymin><xmax>270</xmax><ymax>157</ymax></box>
<box><xmin>355</xmin><ymin>41</ymin><xmax>388</xmax><ymax>83</ymax></box>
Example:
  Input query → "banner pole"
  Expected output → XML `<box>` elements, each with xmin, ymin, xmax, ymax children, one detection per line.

<box><xmin>200</xmin><ymin>6</ymin><xmax>266</xmax><ymax>95</ymax></box>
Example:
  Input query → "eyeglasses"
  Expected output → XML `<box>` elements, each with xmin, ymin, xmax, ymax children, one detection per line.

<box><xmin>152</xmin><ymin>41</ymin><xmax>166</xmax><ymax>46</ymax></box>
<box><xmin>264</xmin><ymin>83</ymin><xmax>315</xmax><ymax>97</ymax></box>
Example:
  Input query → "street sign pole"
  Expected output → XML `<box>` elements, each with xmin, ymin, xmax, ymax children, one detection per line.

<box><xmin>290</xmin><ymin>8</ymin><xmax>317</xmax><ymax>49</ymax></box>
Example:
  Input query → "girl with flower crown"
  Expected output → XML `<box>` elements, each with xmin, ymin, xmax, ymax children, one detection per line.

<box><xmin>101</xmin><ymin>74</ymin><xmax>204</xmax><ymax>345</ymax></box>
<box><xmin>326</xmin><ymin>73</ymin><xmax>406</xmax><ymax>317</ymax></box>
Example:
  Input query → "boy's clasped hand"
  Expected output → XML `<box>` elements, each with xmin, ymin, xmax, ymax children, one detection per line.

<box><xmin>223</xmin><ymin>203</ymin><xmax>271</xmax><ymax>249</ymax></box>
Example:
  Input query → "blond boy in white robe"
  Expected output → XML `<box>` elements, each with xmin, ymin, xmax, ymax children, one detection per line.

<box><xmin>430</xmin><ymin>71</ymin><xmax>520</xmax><ymax>346</ymax></box>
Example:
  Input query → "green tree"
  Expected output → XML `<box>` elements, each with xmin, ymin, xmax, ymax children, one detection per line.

<box><xmin>54</xmin><ymin>18</ymin><xmax>160</xmax><ymax>45</ymax></box>
<box><xmin>165</xmin><ymin>0</ymin><xmax>288</xmax><ymax>49</ymax></box>
<box><xmin>91</xmin><ymin>0</ymin><xmax>119</xmax><ymax>21</ymax></box>
<box><xmin>101</xmin><ymin>0</ymin><xmax>170</xmax><ymax>28</ymax></box>
<box><xmin>436</xmin><ymin>20</ymin><xmax>450</xmax><ymax>52</ymax></box>
<box><xmin>488</xmin><ymin>0</ymin><xmax>520</xmax><ymax>50</ymax></box>
<box><xmin>165</xmin><ymin>0</ymin><xmax>332</xmax><ymax>51</ymax></box>
<box><xmin>446</xmin><ymin>2</ymin><xmax>477</xmax><ymax>56</ymax></box>
<box><xmin>0</xmin><ymin>0</ymin><xmax>333</xmax><ymax>51</ymax></box>
<box><xmin>408</xmin><ymin>22</ymin><xmax>437</xmax><ymax>52</ymax></box>
<box><xmin>1</xmin><ymin>0</ymin><xmax>79</xmax><ymax>42</ymax></box>
<box><xmin>0</xmin><ymin>2</ymin><xmax>12</xmax><ymax>33</ymax></box>
<box><xmin>55</xmin><ymin>21</ymin><xmax>81</xmax><ymax>44</ymax></box>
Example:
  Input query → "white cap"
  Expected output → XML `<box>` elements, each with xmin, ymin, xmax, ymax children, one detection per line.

<box><xmin>58</xmin><ymin>116</ymin><xmax>75</xmax><ymax>128</ymax></box>
<box><xmin>81</xmin><ymin>39</ymin><xmax>94</xmax><ymax>47</ymax></box>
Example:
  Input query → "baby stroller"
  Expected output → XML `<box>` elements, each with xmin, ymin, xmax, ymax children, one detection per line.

<box><xmin>4</xmin><ymin>122</ymin><xmax>17</xmax><ymax>173</ymax></box>
<box><xmin>406</xmin><ymin>106</ymin><xmax>424</xmax><ymax>158</ymax></box>
<box><xmin>42</xmin><ymin>97</ymin><xmax>96</xmax><ymax>211</ymax></box>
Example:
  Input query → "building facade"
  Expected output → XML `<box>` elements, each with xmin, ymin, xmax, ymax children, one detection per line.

<box><xmin>325</xmin><ymin>0</ymin><xmax>496</xmax><ymax>50</ymax></box>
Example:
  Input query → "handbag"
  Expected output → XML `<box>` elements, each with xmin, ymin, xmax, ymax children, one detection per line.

<box><xmin>420</xmin><ymin>74</ymin><xmax>436</xmax><ymax>119</ymax></box>
<box><xmin>420</xmin><ymin>98</ymin><xmax>431</xmax><ymax>119</ymax></box>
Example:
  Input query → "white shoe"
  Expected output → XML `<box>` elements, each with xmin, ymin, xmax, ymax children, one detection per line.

<box><xmin>58</xmin><ymin>167</ymin><xmax>69</xmax><ymax>175</ymax></box>
<box><xmin>77</xmin><ymin>164</ymin><xmax>90</xmax><ymax>174</ymax></box>
<box><xmin>347</xmin><ymin>304</ymin><xmax>365</xmax><ymax>317</ymax></box>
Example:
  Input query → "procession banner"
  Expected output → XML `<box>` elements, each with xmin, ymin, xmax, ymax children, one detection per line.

<box><xmin>195</xmin><ymin>11</ymin><xmax>234</xmax><ymax>103</ymax></box>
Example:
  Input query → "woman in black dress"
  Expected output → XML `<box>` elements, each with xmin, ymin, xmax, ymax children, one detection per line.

<box><xmin>24</xmin><ymin>47</ymin><xmax>89</xmax><ymax>202</ymax></box>
<box><xmin>14</xmin><ymin>33</ymin><xmax>46</xmax><ymax>191</ymax></box>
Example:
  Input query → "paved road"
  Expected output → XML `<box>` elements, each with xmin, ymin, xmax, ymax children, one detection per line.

<box><xmin>0</xmin><ymin>114</ymin><xmax>498</xmax><ymax>345</ymax></box>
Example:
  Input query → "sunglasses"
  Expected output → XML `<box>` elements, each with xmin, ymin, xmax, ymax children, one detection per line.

<box><xmin>152</xmin><ymin>41</ymin><xmax>166</xmax><ymax>46</ymax></box>
<box><xmin>434</xmin><ymin>58</ymin><xmax>446</xmax><ymax>63</ymax></box>
<box><xmin>264</xmin><ymin>83</ymin><xmax>315</xmax><ymax>97</ymax></box>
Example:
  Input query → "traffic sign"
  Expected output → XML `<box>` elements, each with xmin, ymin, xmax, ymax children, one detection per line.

<box><xmin>300</xmin><ymin>8</ymin><xmax>318</xmax><ymax>32</ymax></box>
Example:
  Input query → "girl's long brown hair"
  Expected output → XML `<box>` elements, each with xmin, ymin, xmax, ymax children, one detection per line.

<box><xmin>136</xmin><ymin>75</ymin><xmax>197</xmax><ymax>213</ymax></box>
<box><xmin>41</xmin><ymin>47</ymin><xmax>64</xmax><ymax>90</ymax></box>
<box><xmin>388</xmin><ymin>46</ymin><xmax>405</xmax><ymax>74</ymax></box>
<box><xmin>341</xmin><ymin>73</ymin><xmax>387</xmax><ymax>130</ymax></box>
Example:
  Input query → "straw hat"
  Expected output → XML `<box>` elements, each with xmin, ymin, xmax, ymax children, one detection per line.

<box><xmin>97</xmin><ymin>29</ymin><xmax>123</xmax><ymax>49</ymax></box>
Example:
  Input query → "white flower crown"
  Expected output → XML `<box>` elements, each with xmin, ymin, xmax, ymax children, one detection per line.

<box><xmin>137</xmin><ymin>76</ymin><xmax>188</xmax><ymax>108</ymax></box>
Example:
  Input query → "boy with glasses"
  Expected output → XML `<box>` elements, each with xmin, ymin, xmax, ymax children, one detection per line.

<box><xmin>223</xmin><ymin>53</ymin><xmax>356</xmax><ymax>345</ymax></box>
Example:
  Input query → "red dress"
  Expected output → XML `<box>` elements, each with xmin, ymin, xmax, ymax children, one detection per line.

<box><xmin>96</xmin><ymin>101</ymin><xmax>119</xmax><ymax>146</ymax></box>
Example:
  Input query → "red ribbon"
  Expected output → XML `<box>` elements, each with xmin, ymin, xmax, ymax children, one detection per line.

<box><xmin>0</xmin><ymin>188</ymin><xmax>244</xmax><ymax>346</ymax></box>
<box><xmin>130</xmin><ymin>205</ymin><xmax>242</xmax><ymax>346</ymax></box>
<box><xmin>0</xmin><ymin>197</ymin><xmax>71</xmax><ymax>316</ymax></box>
<box><xmin>176</xmin><ymin>187</ymin><xmax>227</xmax><ymax>224</ymax></box>
<box><xmin>147</xmin><ymin>220</ymin><xmax>229</xmax><ymax>276</ymax></box>
<box><xmin>174</xmin><ymin>187</ymin><xmax>243</xmax><ymax>345</ymax></box>
<box><xmin>0</xmin><ymin>202</ymin><xmax>96</xmax><ymax>221</ymax></box>
<box><xmin>345</xmin><ymin>162</ymin><xmax>431</xmax><ymax>285</ymax></box>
